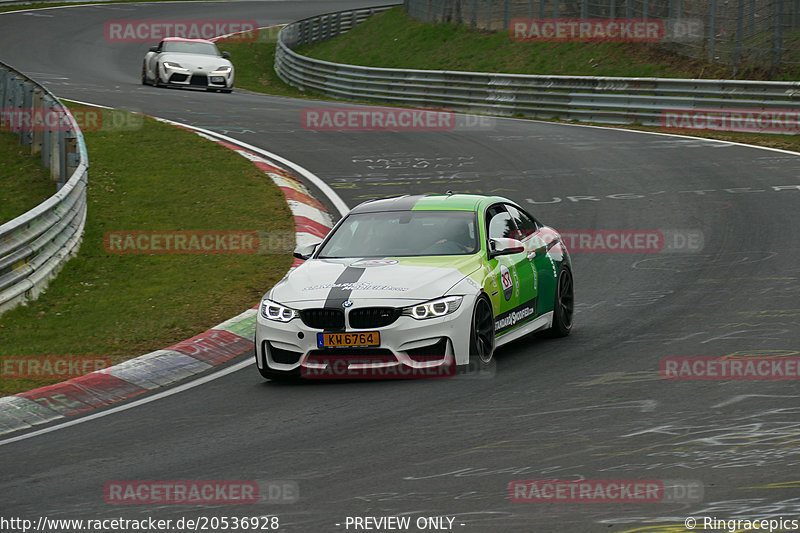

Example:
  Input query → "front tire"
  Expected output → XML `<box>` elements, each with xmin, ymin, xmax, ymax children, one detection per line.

<box><xmin>469</xmin><ymin>295</ymin><xmax>495</xmax><ymax>369</ymax></box>
<box><xmin>141</xmin><ymin>63</ymin><xmax>147</xmax><ymax>85</ymax></box>
<box><xmin>256</xmin><ymin>340</ymin><xmax>298</xmax><ymax>382</ymax></box>
<box><xmin>545</xmin><ymin>265</ymin><xmax>574</xmax><ymax>337</ymax></box>
<box><xmin>152</xmin><ymin>64</ymin><xmax>161</xmax><ymax>87</ymax></box>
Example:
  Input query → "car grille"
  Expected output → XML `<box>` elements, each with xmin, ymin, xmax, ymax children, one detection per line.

<box><xmin>169</xmin><ymin>73</ymin><xmax>188</xmax><ymax>83</ymax></box>
<box><xmin>348</xmin><ymin>307</ymin><xmax>401</xmax><ymax>329</ymax></box>
<box><xmin>307</xmin><ymin>349</ymin><xmax>395</xmax><ymax>361</ymax></box>
<box><xmin>300</xmin><ymin>309</ymin><xmax>344</xmax><ymax>330</ymax></box>
<box><xmin>189</xmin><ymin>74</ymin><xmax>208</xmax><ymax>86</ymax></box>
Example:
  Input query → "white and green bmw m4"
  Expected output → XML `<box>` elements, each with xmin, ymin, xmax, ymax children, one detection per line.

<box><xmin>255</xmin><ymin>194</ymin><xmax>573</xmax><ymax>380</ymax></box>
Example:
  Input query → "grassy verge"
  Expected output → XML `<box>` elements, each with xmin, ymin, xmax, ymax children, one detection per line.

<box><xmin>298</xmin><ymin>7</ymin><xmax>800</xmax><ymax>80</ymax></box>
<box><xmin>0</xmin><ymin>131</ymin><xmax>55</xmax><ymax>224</ymax></box>
<box><xmin>0</xmin><ymin>107</ymin><xmax>293</xmax><ymax>396</ymax></box>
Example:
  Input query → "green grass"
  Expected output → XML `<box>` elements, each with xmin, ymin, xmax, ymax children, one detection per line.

<box><xmin>296</xmin><ymin>7</ymin><xmax>800</xmax><ymax>80</ymax></box>
<box><xmin>0</xmin><ymin>107</ymin><xmax>293</xmax><ymax>396</ymax></box>
<box><xmin>0</xmin><ymin>131</ymin><xmax>55</xmax><ymax>224</ymax></box>
<box><xmin>216</xmin><ymin>35</ymin><xmax>309</xmax><ymax>98</ymax></box>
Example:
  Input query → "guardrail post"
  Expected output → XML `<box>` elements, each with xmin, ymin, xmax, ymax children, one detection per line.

<box><xmin>581</xmin><ymin>0</ymin><xmax>588</xmax><ymax>19</ymax></box>
<box><xmin>31</xmin><ymin>88</ymin><xmax>43</xmax><ymax>155</ymax></box>
<box><xmin>20</xmin><ymin>81</ymin><xmax>34</xmax><ymax>147</ymax></box>
<box><xmin>65</xmin><ymin>129</ymin><xmax>79</xmax><ymax>180</ymax></box>
<box><xmin>49</xmin><ymin>123</ymin><xmax>62</xmax><ymax>183</ymax></box>
<box><xmin>504</xmin><ymin>0</ymin><xmax>511</xmax><ymax>28</ymax></box>
<box><xmin>625</xmin><ymin>0</ymin><xmax>631</xmax><ymax>18</ymax></box>
<box><xmin>6</xmin><ymin>75</ymin><xmax>22</xmax><ymax>136</ymax></box>
<box><xmin>0</xmin><ymin>70</ymin><xmax>7</xmax><ymax>128</ymax></box>
<box><xmin>41</xmin><ymin>95</ymin><xmax>54</xmax><ymax>169</ymax></box>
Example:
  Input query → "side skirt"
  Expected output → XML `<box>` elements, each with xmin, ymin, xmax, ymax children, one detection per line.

<box><xmin>495</xmin><ymin>312</ymin><xmax>553</xmax><ymax>348</ymax></box>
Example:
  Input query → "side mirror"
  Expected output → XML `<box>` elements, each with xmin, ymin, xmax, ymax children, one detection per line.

<box><xmin>149</xmin><ymin>46</ymin><xmax>158</xmax><ymax>52</ymax></box>
<box><xmin>293</xmin><ymin>241</ymin><xmax>320</xmax><ymax>260</ymax></box>
<box><xmin>488</xmin><ymin>238</ymin><xmax>524</xmax><ymax>258</ymax></box>
<box><xmin>221</xmin><ymin>51</ymin><xmax>231</xmax><ymax>59</ymax></box>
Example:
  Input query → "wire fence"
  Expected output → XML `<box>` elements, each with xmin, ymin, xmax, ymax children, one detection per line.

<box><xmin>404</xmin><ymin>0</ymin><xmax>800</xmax><ymax>72</ymax></box>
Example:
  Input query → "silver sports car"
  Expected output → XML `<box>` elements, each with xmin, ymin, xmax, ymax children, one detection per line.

<box><xmin>142</xmin><ymin>37</ymin><xmax>234</xmax><ymax>92</ymax></box>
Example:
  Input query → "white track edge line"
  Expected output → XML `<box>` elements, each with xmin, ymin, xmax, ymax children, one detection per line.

<box><xmin>0</xmin><ymin>359</ymin><xmax>252</xmax><ymax>447</ymax></box>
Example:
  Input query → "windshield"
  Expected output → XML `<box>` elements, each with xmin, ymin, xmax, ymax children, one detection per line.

<box><xmin>318</xmin><ymin>210</ymin><xmax>479</xmax><ymax>258</ymax></box>
<box><xmin>162</xmin><ymin>42</ymin><xmax>220</xmax><ymax>55</ymax></box>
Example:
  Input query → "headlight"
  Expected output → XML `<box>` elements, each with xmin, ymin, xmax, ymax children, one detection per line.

<box><xmin>163</xmin><ymin>62</ymin><xmax>188</xmax><ymax>71</ymax></box>
<box><xmin>261</xmin><ymin>299</ymin><xmax>299</xmax><ymax>322</ymax></box>
<box><xmin>212</xmin><ymin>66</ymin><xmax>232</xmax><ymax>74</ymax></box>
<box><xmin>402</xmin><ymin>296</ymin><xmax>463</xmax><ymax>320</ymax></box>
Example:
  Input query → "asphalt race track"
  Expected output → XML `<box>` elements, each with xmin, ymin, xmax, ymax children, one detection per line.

<box><xmin>2</xmin><ymin>2</ymin><xmax>800</xmax><ymax>531</ymax></box>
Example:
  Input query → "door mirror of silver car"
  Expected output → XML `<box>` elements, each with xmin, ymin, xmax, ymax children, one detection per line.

<box><xmin>149</xmin><ymin>46</ymin><xmax>158</xmax><ymax>52</ymax></box>
<box><xmin>221</xmin><ymin>51</ymin><xmax>231</xmax><ymax>59</ymax></box>
<box><xmin>488</xmin><ymin>238</ymin><xmax>524</xmax><ymax>258</ymax></box>
<box><xmin>293</xmin><ymin>241</ymin><xmax>321</xmax><ymax>260</ymax></box>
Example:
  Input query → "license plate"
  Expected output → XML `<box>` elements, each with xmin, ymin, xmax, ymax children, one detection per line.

<box><xmin>317</xmin><ymin>331</ymin><xmax>380</xmax><ymax>348</ymax></box>
<box><xmin>210</xmin><ymin>76</ymin><xmax>225</xmax><ymax>83</ymax></box>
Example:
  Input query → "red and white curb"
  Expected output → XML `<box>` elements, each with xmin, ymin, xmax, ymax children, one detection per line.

<box><xmin>0</xmin><ymin>117</ymin><xmax>337</xmax><ymax>436</ymax></box>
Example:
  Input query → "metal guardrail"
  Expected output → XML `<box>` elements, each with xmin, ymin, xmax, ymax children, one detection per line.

<box><xmin>275</xmin><ymin>5</ymin><xmax>800</xmax><ymax>128</ymax></box>
<box><xmin>0</xmin><ymin>61</ymin><xmax>88</xmax><ymax>316</ymax></box>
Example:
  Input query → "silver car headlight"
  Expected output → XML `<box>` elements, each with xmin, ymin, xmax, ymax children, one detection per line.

<box><xmin>212</xmin><ymin>66</ymin><xmax>232</xmax><ymax>74</ymax></box>
<box><xmin>163</xmin><ymin>62</ymin><xmax>189</xmax><ymax>72</ymax></box>
<box><xmin>402</xmin><ymin>296</ymin><xmax>463</xmax><ymax>320</ymax></box>
<box><xmin>261</xmin><ymin>299</ymin><xmax>299</xmax><ymax>322</ymax></box>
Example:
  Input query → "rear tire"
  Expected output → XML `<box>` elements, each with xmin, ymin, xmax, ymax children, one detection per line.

<box><xmin>141</xmin><ymin>63</ymin><xmax>147</xmax><ymax>85</ymax></box>
<box><xmin>468</xmin><ymin>295</ymin><xmax>495</xmax><ymax>369</ymax></box>
<box><xmin>545</xmin><ymin>265</ymin><xmax>574</xmax><ymax>337</ymax></box>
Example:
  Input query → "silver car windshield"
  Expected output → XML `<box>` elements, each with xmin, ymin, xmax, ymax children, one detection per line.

<box><xmin>318</xmin><ymin>211</ymin><xmax>479</xmax><ymax>258</ymax></box>
<box><xmin>162</xmin><ymin>42</ymin><xmax>220</xmax><ymax>55</ymax></box>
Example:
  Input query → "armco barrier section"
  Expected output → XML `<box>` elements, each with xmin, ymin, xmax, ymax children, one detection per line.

<box><xmin>275</xmin><ymin>5</ymin><xmax>800</xmax><ymax>129</ymax></box>
<box><xmin>0</xmin><ymin>61</ymin><xmax>88</xmax><ymax>316</ymax></box>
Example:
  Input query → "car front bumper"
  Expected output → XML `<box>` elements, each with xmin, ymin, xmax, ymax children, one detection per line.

<box><xmin>255</xmin><ymin>297</ymin><xmax>476</xmax><ymax>379</ymax></box>
<box><xmin>164</xmin><ymin>69</ymin><xmax>232</xmax><ymax>89</ymax></box>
